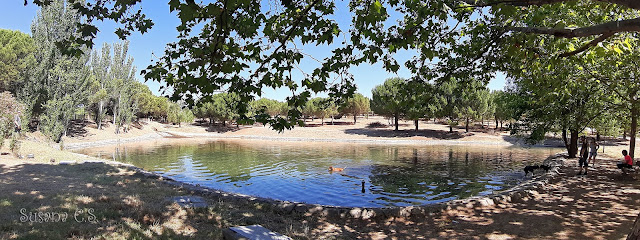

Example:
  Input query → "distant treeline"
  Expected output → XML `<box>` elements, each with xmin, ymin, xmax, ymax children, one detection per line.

<box><xmin>192</xmin><ymin>93</ymin><xmax>370</xmax><ymax>126</ymax></box>
<box><xmin>370</xmin><ymin>77</ymin><xmax>515</xmax><ymax>132</ymax></box>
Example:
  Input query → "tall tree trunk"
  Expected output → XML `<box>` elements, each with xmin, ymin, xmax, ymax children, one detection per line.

<box><xmin>321</xmin><ymin>117</ymin><xmax>324</xmax><ymax>125</ymax></box>
<box><xmin>414</xmin><ymin>119</ymin><xmax>419</xmax><ymax>131</ymax></box>
<box><xmin>495</xmin><ymin>117</ymin><xmax>499</xmax><ymax>130</ymax></box>
<box><xmin>96</xmin><ymin>103</ymin><xmax>101</xmax><ymax>130</ymax></box>
<box><xmin>353</xmin><ymin>114</ymin><xmax>357</xmax><ymax>124</ymax></box>
<box><xmin>113</xmin><ymin>104</ymin><xmax>117</xmax><ymax>125</ymax></box>
<box><xmin>562</xmin><ymin>128</ymin><xmax>569</xmax><ymax>152</ymax></box>
<box><xmin>631</xmin><ymin>107</ymin><xmax>638</xmax><ymax>158</ymax></box>
<box><xmin>568</xmin><ymin>130</ymin><xmax>579</xmax><ymax>158</ymax></box>
<box><xmin>481</xmin><ymin>116</ymin><xmax>484</xmax><ymax>129</ymax></box>
<box><xmin>114</xmin><ymin>95</ymin><xmax>121</xmax><ymax>134</ymax></box>
<box><xmin>97</xmin><ymin>100</ymin><xmax>104</xmax><ymax>130</ymax></box>
<box><xmin>628</xmin><ymin>212</ymin><xmax>640</xmax><ymax>240</ymax></box>
<box><xmin>465</xmin><ymin>117</ymin><xmax>470</xmax><ymax>133</ymax></box>
<box><xmin>63</xmin><ymin>118</ymin><xmax>68</xmax><ymax>139</ymax></box>
<box><xmin>394</xmin><ymin>114</ymin><xmax>399</xmax><ymax>131</ymax></box>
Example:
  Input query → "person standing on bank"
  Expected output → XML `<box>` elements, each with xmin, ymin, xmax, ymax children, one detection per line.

<box><xmin>578</xmin><ymin>136</ymin><xmax>590</xmax><ymax>175</ymax></box>
<box><xmin>588</xmin><ymin>137</ymin><xmax>600</xmax><ymax>167</ymax></box>
<box><xmin>13</xmin><ymin>111</ymin><xmax>21</xmax><ymax>134</ymax></box>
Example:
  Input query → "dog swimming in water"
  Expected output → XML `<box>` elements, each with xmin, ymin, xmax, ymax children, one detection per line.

<box><xmin>328</xmin><ymin>166</ymin><xmax>344</xmax><ymax>172</ymax></box>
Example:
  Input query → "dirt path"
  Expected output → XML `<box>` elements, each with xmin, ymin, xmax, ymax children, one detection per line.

<box><xmin>432</xmin><ymin>157</ymin><xmax>640</xmax><ymax>239</ymax></box>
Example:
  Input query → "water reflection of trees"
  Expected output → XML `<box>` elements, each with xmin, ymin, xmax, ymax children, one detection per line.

<box><xmin>366</xmin><ymin>148</ymin><xmax>545</xmax><ymax>203</ymax></box>
<box><xmin>368</xmin><ymin>150</ymin><xmax>492</xmax><ymax>203</ymax></box>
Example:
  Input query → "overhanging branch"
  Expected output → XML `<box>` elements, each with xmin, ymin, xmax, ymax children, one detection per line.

<box><xmin>510</xmin><ymin>17</ymin><xmax>640</xmax><ymax>38</ymax></box>
<box><xmin>558</xmin><ymin>32</ymin><xmax>615</xmax><ymax>57</ymax></box>
<box><xmin>459</xmin><ymin>0</ymin><xmax>640</xmax><ymax>10</ymax></box>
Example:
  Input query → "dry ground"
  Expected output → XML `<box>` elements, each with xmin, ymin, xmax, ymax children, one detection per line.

<box><xmin>54</xmin><ymin>115</ymin><xmax>639</xmax><ymax>152</ymax></box>
<box><xmin>0</xmin><ymin>162</ymin><xmax>318</xmax><ymax>239</ymax></box>
<box><xmin>163</xmin><ymin>116</ymin><xmax>525</xmax><ymax>146</ymax></box>
<box><xmin>60</xmin><ymin>120</ymin><xmax>169</xmax><ymax>144</ymax></box>
<box><xmin>57</xmin><ymin>116</ymin><xmax>511</xmax><ymax>147</ymax></box>
<box><xmin>59</xmin><ymin>115</ymin><xmax>626</xmax><ymax>149</ymax></box>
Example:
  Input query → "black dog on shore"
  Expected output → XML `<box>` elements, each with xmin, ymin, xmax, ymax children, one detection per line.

<box><xmin>539</xmin><ymin>165</ymin><xmax>551</xmax><ymax>172</ymax></box>
<box><xmin>524</xmin><ymin>165</ymin><xmax>551</xmax><ymax>176</ymax></box>
<box><xmin>524</xmin><ymin>165</ymin><xmax>539</xmax><ymax>176</ymax></box>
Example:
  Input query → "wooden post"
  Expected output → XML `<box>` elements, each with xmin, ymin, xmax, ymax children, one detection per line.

<box><xmin>628</xmin><ymin>212</ymin><xmax>640</xmax><ymax>240</ymax></box>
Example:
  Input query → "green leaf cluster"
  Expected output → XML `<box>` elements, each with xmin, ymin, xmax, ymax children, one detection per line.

<box><xmin>0</xmin><ymin>29</ymin><xmax>34</xmax><ymax>93</ymax></box>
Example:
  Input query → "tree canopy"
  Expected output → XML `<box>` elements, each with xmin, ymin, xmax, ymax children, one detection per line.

<box><xmin>25</xmin><ymin>0</ymin><xmax>640</xmax><ymax>131</ymax></box>
<box><xmin>0</xmin><ymin>29</ymin><xmax>34</xmax><ymax>92</ymax></box>
<box><xmin>372</xmin><ymin>78</ymin><xmax>405</xmax><ymax>131</ymax></box>
<box><xmin>4</xmin><ymin>1</ymin><xmax>184</xmax><ymax>142</ymax></box>
<box><xmin>341</xmin><ymin>93</ymin><xmax>370</xmax><ymax>124</ymax></box>
<box><xmin>23</xmin><ymin>0</ymin><xmax>92</xmax><ymax>142</ymax></box>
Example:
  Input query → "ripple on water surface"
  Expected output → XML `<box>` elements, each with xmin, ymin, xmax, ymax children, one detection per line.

<box><xmin>77</xmin><ymin>140</ymin><xmax>560</xmax><ymax>207</ymax></box>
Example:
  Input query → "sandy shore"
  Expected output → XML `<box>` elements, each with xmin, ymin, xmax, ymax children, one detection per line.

<box><xmin>60</xmin><ymin>116</ymin><xmax>568</xmax><ymax>150</ymax></box>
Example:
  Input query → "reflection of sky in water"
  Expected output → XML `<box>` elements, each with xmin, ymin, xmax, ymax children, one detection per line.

<box><xmin>78</xmin><ymin>141</ymin><xmax>561</xmax><ymax>207</ymax></box>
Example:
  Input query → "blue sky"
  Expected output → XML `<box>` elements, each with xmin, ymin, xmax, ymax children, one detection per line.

<box><xmin>0</xmin><ymin>1</ymin><xmax>506</xmax><ymax>100</ymax></box>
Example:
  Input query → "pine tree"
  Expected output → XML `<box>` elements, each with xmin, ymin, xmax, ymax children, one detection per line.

<box><xmin>22</xmin><ymin>0</ymin><xmax>91</xmax><ymax>142</ymax></box>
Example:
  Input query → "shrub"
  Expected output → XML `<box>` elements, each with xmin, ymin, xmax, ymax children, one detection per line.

<box><xmin>366</xmin><ymin>121</ymin><xmax>387</xmax><ymax>128</ymax></box>
<box><xmin>0</xmin><ymin>123</ymin><xmax>8</xmax><ymax>149</ymax></box>
<box><xmin>9</xmin><ymin>133</ymin><xmax>19</xmax><ymax>156</ymax></box>
<box><xmin>0</xmin><ymin>92</ymin><xmax>25</xmax><ymax>140</ymax></box>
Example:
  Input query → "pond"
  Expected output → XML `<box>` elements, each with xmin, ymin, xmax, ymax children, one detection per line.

<box><xmin>76</xmin><ymin>139</ymin><xmax>561</xmax><ymax>207</ymax></box>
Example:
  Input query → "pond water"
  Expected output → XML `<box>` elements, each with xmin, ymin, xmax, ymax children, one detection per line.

<box><xmin>76</xmin><ymin>139</ymin><xmax>561</xmax><ymax>207</ymax></box>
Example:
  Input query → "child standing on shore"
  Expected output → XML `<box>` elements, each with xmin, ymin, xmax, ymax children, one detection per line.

<box><xmin>588</xmin><ymin>137</ymin><xmax>599</xmax><ymax>166</ymax></box>
<box><xmin>578</xmin><ymin>136</ymin><xmax>589</xmax><ymax>175</ymax></box>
